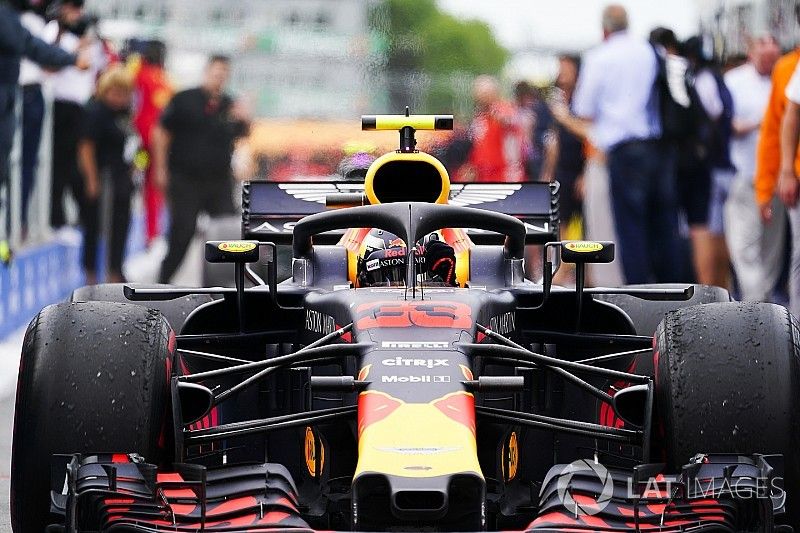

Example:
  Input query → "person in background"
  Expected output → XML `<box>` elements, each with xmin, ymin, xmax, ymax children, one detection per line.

<box><xmin>133</xmin><ymin>40</ymin><xmax>171</xmax><ymax>246</ymax></box>
<box><xmin>723</xmin><ymin>35</ymin><xmax>783</xmax><ymax>302</ymax></box>
<box><xmin>775</xmin><ymin>60</ymin><xmax>800</xmax><ymax>317</ymax></box>
<box><xmin>649</xmin><ymin>27</ymin><xmax>700</xmax><ymax>283</ymax></box>
<box><xmin>513</xmin><ymin>81</ymin><xmax>536</xmax><ymax>180</ymax></box>
<box><xmin>723</xmin><ymin>53</ymin><xmax>748</xmax><ymax>73</ymax></box>
<box><xmin>97</xmin><ymin>30</ymin><xmax>118</xmax><ymax>66</ymax></box>
<box><xmin>549</xmin><ymin>59</ymin><xmax>625</xmax><ymax>287</ymax></box>
<box><xmin>43</xmin><ymin>0</ymin><xmax>104</xmax><ymax>230</ymax></box>
<box><xmin>17</xmin><ymin>0</ymin><xmax>49</xmax><ymax>240</ymax></box>
<box><xmin>152</xmin><ymin>54</ymin><xmax>250</xmax><ymax>284</ymax></box>
<box><xmin>572</xmin><ymin>4</ymin><xmax>679</xmax><ymax>284</ymax></box>
<box><xmin>514</xmin><ymin>81</ymin><xmax>557</xmax><ymax>182</ymax></box>
<box><xmin>0</xmin><ymin>0</ymin><xmax>87</xmax><ymax>263</ymax></box>
<box><xmin>683</xmin><ymin>35</ymin><xmax>735</xmax><ymax>288</ymax></box>
<box><xmin>77</xmin><ymin>66</ymin><xmax>135</xmax><ymax>284</ymax></box>
<box><xmin>434</xmin><ymin>121</ymin><xmax>472</xmax><ymax>179</ymax></box>
<box><xmin>550</xmin><ymin>55</ymin><xmax>585</xmax><ymax>236</ymax></box>
<box><xmin>536</xmin><ymin>58</ymin><xmax>583</xmax><ymax>285</ymax></box>
<box><xmin>665</xmin><ymin>34</ymin><xmax>723</xmax><ymax>286</ymax></box>
<box><xmin>649</xmin><ymin>28</ymin><xmax>691</xmax><ymax>111</ymax></box>
<box><xmin>755</xmin><ymin>3</ymin><xmax>800</xmax><ymax>314</ymax></box>
<box><xmin>459</xmin><ymin>75</ymin><xmax>525</xmax><ymax>183</ymax></box>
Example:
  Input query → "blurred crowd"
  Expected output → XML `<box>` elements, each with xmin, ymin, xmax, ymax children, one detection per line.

<box><xmin>1</xmin><ymin>0</ymin><xmax>250</xmax><ymax>285</ymax></box>
<box><xmin>6</xmin><ymin>0</ymin><xmax>800</xmax><ymax>309</ymax></box>
<box><xmin>433</xmin><ymin>3</ymin><xmax>800</xmax><ymax>313</ymax></box>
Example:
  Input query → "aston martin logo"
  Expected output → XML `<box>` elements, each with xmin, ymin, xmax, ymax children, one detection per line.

<box><xmin>278</xmin><ymin>183</ymin><xmax>364</xmax><ymax>204</ymax></box>
<box><xmin>448</xmin><ymin>184</ymin><xmax>521</xmax><ymax>206</ymax></box>
<box><xmin>277</xmin><ymin>183</ymin><xmax>521</xmax><ymax>207</ymax></box>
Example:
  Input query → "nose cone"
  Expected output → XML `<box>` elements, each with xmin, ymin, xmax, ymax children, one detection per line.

<box><xmin>356</xmin><ymin>392</ymin><xmax>480</xmax><ymax>477</ymax></box>
<box><xmin>353</xmin><ymin>391</ymin><xmax>485</xmax><ymax>529</ymax></box>
<box><xmin>353</xmin><ymin>471</ymin><xmax>485</xmax><ymax>528</ymax></box>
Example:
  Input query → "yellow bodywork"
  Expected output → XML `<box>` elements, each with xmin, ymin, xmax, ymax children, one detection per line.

<box><xmin>363</xmin><ymin>151</ymin><xmax>451</xmax><ymax>206</ymax></box>
<box><xmin>362</xmin><ymin>114</ymin><xmax>452</xmax><ymax>131</ymax></box>
<box><xmin>355</xmin><ymin>392</ymin><xmax>482</xmax><ymax>479</ymax></box>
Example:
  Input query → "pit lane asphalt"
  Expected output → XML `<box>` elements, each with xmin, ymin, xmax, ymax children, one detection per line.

<box><xmin>0</xmin><ymin>392</ymin><xmax>11</xmax><ymax>531</ymax></box>
<box><xmin>0</xmin><ymin>327</ymin><xmax>23</xmax><ymax>532</ymax></box>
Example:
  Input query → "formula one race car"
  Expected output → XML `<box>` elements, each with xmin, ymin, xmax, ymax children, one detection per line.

<box><xmin>11</xmin><ymin>114</ymin><xmax>800</xmax><ymax>533</ymax></box>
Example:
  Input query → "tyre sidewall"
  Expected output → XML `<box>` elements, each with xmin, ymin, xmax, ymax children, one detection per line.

<box><xmin>10</xmin><ymin>302</ymin><xmax>173</xmax><ymax>532</ymax></box>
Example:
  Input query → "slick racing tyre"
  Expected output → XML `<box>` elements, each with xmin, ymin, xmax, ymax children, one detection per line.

<box><xmin>11</xmin><ymin>302</ymin><xmax>173</xmax><ymax>533</ymax></box>
<box><xmin>70</xmin><ymin>283</ymin><xmax>213</xmax><ymax>334</ymax></box>
<box><xmin>655</xmin><ymin>302</ymin><xmax>800</xmax><ymax>522</ymax></box>
<box><xmin>596</xmin><ymin>283</ymin><xmax>731</xmax><ymax>337</ymax></box>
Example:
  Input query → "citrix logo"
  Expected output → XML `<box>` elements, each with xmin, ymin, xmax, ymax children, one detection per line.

<box><xmin>381</xmin><ymin>357</ymin><xmax>449</xmax><ymax>368</ymax></box>
<box><xmin>381</xmin><ymin>341</ymin><xmax>449</xmax><ymax>349</ymax></box>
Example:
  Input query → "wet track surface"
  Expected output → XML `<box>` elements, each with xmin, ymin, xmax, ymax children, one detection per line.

<box><xmin>0</xmin><ymin>389</ymin><xmax>13</xmax><ymax>531</ymax></box>
<box><xmin>0</xmin><ymin>328</ymin><xmax>20</xmax><ymax>531</ymax></box>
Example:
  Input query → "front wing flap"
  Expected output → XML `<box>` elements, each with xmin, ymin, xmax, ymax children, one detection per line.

<box><xmin>50</xmin><ymin>454</ymin><xmax>311</xmax><ymax>532</ymax></box>
<box><xmin>531</xmin><ymin>454</ymin><xmax>783</xmax><ymax>531</ymax></box>
<box><xmin>50</xmin><ymin>453</ymin><xmax>784</xmax><ymax>532</ymax></box>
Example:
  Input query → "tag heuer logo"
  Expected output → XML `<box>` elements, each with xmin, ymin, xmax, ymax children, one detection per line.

<box><xmin>381</xmin><ymin>341</ymin><xmax>449</xmax><ymax>349</ymax></box>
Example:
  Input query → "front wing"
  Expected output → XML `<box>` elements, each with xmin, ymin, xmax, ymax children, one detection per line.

<box><xmin>51</xmin><ymin>454</ymin><xmax>310</xmax><ymax>532</ymax></box>
<box><xmin>50</xmin><ymin>453</ymin><xmax>783</xmax><ymax>532</ymax></box>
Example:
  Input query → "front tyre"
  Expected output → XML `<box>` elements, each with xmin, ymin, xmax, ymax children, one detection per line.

<box><xmin>11</xmin><ymin>302</ymin><xmax>174</xmax><ymax>533</ymax></box>
<box><xmin>655</xmin><ymin>302</ymin><xmax>800</xmax><ymax>522</ymax></box>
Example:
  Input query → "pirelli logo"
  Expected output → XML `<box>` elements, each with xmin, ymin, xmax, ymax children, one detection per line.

<box><xmin>381</xmin><ymin>341</ymin><xmax>449</xmax><ymax>349</ymax></box>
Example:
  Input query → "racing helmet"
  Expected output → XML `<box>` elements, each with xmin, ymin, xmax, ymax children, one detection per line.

<box><xmin>356</xmin><ymin>230</ymin><xmax>458</xmax><ymax>287</ymax></box>
<box><xmin>357</xmin><ymin>229</ymin><xmax>409</xmax><ymax>287</ymax></box>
